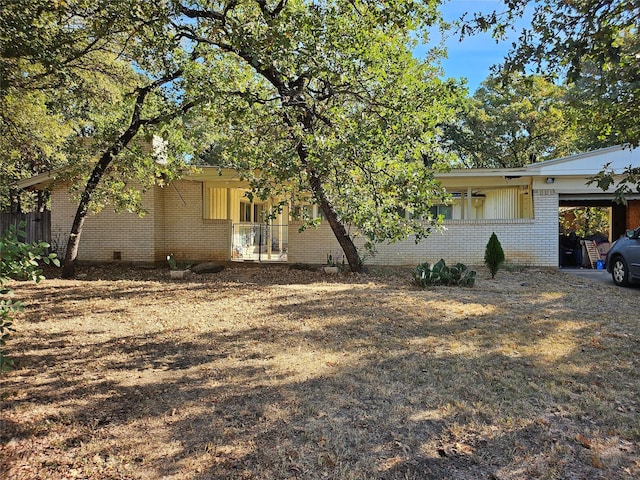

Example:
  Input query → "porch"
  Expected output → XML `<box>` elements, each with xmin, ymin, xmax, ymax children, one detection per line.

<box><xmin>231</xmin><ymin>222</ymin><xmax>288</xmax><ymax>262</ymax></box>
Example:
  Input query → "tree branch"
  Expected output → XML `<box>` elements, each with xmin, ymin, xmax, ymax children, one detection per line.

<box><xmin>256</xmin><ymin>0</ymin><xmax>287</xmax><ymax>18</ymax></box>
<box><xmin>179</xmin><ymin>1</ymin><xmax>237</xmax><ymax>22</ymax></box>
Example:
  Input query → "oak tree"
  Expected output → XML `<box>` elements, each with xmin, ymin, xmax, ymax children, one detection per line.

<box><xmin>462</xmin><ymin>1</ymin><xmax>640</xmax><ymax>198</ymax></box>
<box><xmin>5</xmin><ymin>1</ymin><xmax>466</xmax><ymax>275</ymax></box>
<box><xmin>173</xmin><ymin>0</ymin><xmax>462</xmax><ymax>271</ymax></box>
<box><xmin>443</xmin><ymin>73</ymin><xmax>580</xmax><ymax>168</ymax></box>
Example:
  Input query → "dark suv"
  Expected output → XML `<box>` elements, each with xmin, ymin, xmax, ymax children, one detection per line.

<box><xmin>606</xmin><ymin>227</ymin><xmax>640</xmax><ymax>286</ymax></box>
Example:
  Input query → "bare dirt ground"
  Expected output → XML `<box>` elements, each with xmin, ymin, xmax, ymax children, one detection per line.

<box><xmin>1</xmin><ymin>263</ymin><xmax>639</xmax><ymax>480</ymax></box>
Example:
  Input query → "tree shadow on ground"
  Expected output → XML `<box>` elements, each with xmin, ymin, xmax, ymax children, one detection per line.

<box><xmin>1</xmin><ymin>269</ymin><xmax>638</xmax><ymax>479</ymax></box>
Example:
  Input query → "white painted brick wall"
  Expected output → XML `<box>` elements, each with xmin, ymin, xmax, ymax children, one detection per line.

<box><xmin>289</xmin><ymin>189</ymin><xmax>559</xmax><ymax>267</ymax></box>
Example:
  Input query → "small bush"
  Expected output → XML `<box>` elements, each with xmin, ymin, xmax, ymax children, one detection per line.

<box><xmin>1</xmin><ymin>223</ymin><xmax>59</xmax><ymax>372</ymax></box>
<box><xmin>484</xmin><ymin>232</ymin><xmax>505</xmax><ymax>278</ymax></box>
<box><xmin>413</xmin><ymin>259</ymin><xmax>476</xmax><ymax>288</ymax></box>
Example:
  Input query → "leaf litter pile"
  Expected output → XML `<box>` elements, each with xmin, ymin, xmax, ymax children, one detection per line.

<box><xmin>1</xmin><ymin>264</ymin><xmax>639</xmax><ymax>479</ymax></box>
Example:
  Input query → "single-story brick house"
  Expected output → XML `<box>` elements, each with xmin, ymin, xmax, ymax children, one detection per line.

<box><xmin>17</xmin><ymin>144</ymin><xmax>640</xmax><ymax>268</ymax></box>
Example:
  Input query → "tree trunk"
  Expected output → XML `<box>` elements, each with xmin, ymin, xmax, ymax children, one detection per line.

<box><xmin>293</xmin><ymin>132</ymin><xmax>362</xmax><ymax>272</ymax></box>
<box><xmin>60</xmin><ymin>211</ymin><xmax>87</xmax><ymax>278</ymax></box>
<box><xmin>60</xmin><ymin>69</ymin><xmax>189</xmax><ymax>278</ymax></box>
<box><xmin>36</xmin><ymin>191</ymin><xmax>47</xmax><ymax>213</ymax></box>
<box><xmin>229</xmin><ymin>42</ymin><xmax>365</xmax><ymax>272</ymax></box>
<box><xmin>307</xmin><ymin>170</ymin><xmax>363</xmax><ymax>272</ymax></box>
<box><xmin>286</xmin><ymin>111</ymin><xmax>364</xmax><ymax>272</ymax></box>
<box><xmin>61</xmin><ymin>144</ymin><xmax>128</xmax><ymax>278</ymax></box>
<box><xmin>61</xmin><ymin>132</ymin><xmax>139</xmax><ymax>278</ymax></box>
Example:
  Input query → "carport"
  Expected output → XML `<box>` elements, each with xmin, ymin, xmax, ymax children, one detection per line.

<box><xmin>525</xmin><ymin>145</ymin><xmax>640</xmax><ymax>268</ymax></box>
<box><xmin>559</xmin><ymin>194</ymin><xmax>629</xmax><ymax>240</ymax></box>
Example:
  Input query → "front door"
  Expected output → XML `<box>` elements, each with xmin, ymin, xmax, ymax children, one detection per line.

<box><xmin>231</xmin><ymin>223</ymin><xmax>288</xmax><ymax>262</ymax></box>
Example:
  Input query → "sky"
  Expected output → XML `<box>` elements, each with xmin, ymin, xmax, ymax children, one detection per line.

<box><xmin>421</xmin><ymin>0</ymin><xmax>533</xmax><ymax>93</ymax></box>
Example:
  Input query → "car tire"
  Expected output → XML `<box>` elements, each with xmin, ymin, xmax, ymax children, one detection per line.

<box><xmin>611</xmin><ymin>256</ymin><xmax>630</xmax><ymax>286</ymax></box>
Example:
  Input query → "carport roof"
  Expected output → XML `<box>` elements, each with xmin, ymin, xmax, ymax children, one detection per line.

<box><xmin>526</xmin><ymin>144</ymin><xmax>638</xmax><ymax>176</ymax></box>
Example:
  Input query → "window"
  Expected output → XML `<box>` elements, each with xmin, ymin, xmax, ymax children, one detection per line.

<box><xmin>203</xmin><ymin>185</ymin><xmax>229</xmax><ymax>220</ymax></box>
<box><xmin>240</xmin><ymin>202</ymin><xmax>251</xmax><ymax>222</ymax></box>
<box><xmin>482</xmin><ymin>187</ymin><xmax>531</xmax><ymax>219</ymax></box>
<box><xmin>429</xmin><ymin>205</ymin><xmax>453</xmax><ymax>220</ymax></box>
<box><xmin>254</xmin><ymin>203</ymin><xmax>268</xmax><ymax>222</ymax></box>
<box><xmin>294</xmin><ymin>204</ymin><xmax>325</xmax><ymax>221</ymax></box>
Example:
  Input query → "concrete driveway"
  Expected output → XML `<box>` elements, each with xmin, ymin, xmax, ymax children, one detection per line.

<box><xmin>561</xmin><ymin>267</ymin><xmax>640</xmax><ymax>292</ymax></box>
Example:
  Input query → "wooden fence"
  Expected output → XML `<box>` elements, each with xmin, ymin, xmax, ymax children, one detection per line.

<box><xmin>0</xmin><ymin>211</ymin><xmax>51</xmax><ymax>245</ymax></box>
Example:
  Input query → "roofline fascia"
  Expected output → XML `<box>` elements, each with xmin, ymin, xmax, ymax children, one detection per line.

<box><xmin>14</xmin><ymin>170</ymin><xmax>61</xmax><ymax>190</ymax></box>
<box><xmin>526</xmin><ymin>144</ymin><xmax>628</xmax><ymax>170</ymax></box>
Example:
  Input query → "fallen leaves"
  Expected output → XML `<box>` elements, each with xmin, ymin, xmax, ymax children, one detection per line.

<box><xmin>1</xmin><ymin>265</ymin><xmax>638</xmax><ymax>479</ymax></box>
<box><xmin>576</xmin><ymin>433</ymin><xmax>592</xmax><ymax>449</ymax></box>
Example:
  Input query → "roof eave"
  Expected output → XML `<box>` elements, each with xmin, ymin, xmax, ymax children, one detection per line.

<box><xmin>14</xmin><ymin>171</ymin><xmax>59</xmax><ymax>190</ymax></box>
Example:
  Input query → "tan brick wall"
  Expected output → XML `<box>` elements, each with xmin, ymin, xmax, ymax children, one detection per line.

<box><xmin>153</xmin><ymin>182</ymin><xmax>166</xmax><ymax>261</ymax></box>
<box><xmin>289</xmin><ymin>189</ymin><xmax>559</xmax><ymax>267</ymax></box>
<box><xmin>50</xmin><ymin>182</ymin><xmax>157</xmax><ymax>262</ymax></box>
<box><xmin>287</xmin><ymin>221</ymin><xmax>346</xmax><ymax>265</ymax></box>
<box><xmin>50</xmin><ymin>180</ymin><xmax>232</xmax><ymax>263</ymax></box>
<box><xmin>161</xmin><ymin>180</ymin><xmax>231</xmax><ymax>261</ymax></box>
<box><xmin>51</xmin><ymin>182</ymin><xmax>559</xmax><ymax>267</ymax></box>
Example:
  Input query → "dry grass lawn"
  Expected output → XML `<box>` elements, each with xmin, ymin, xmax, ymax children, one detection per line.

<box><xmin>1</xmin><ymin>263</ymin><xmax>639</xmax><ymax>479</ymax></box>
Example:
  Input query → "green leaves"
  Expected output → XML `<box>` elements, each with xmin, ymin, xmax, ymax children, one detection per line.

<box><xmin>413</xmin><ymin>259</ymin><xmax>476</xmax><ymax>288</ymax></box>
<box><xmin>484</xmin><ymin>232</ymin><xmax>505</xmax><ymax>279</ymax></box>
<box><xmin>463</xmin><ymin>0</ymin><xmax>640</xmax><ymax>146</ymax></box>
<box><xmin>184</xmin><ymin>1</ymin><xmax>463</xmax><ymax>267</ymax></box>
<box><xmin>443</xmin><ymin>73</ymin><xmax>581</xmax><ymax>168</ymax></box>
<box><xmin>0</xmin><ymin>225</ymin><xmax>59</xmax><ymax>284</ymax></box>
<box><xmin>587</xmin><ymin>162</ymin><xmax>640</xmax><ymax>206</ymax></box>
<box><xmin>4</xmin><ymin>1</ymin><xmax>466</xmax><ymax>271</ymax></box>
<box><xmin>0</xmin><ymin>298</ymin><xmax>17</xmax><ymax>371</ymax></box>
<box><xmin>1</xmin><ymin>222</ymin><xmax>59</xmax><ymax>373</ymax></box>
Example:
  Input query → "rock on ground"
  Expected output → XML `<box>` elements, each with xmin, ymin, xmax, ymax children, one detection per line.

<box><xmin>191</xmin><ymin>262</ymin><xmax>225</xmax><ymax>274</ymax></box>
